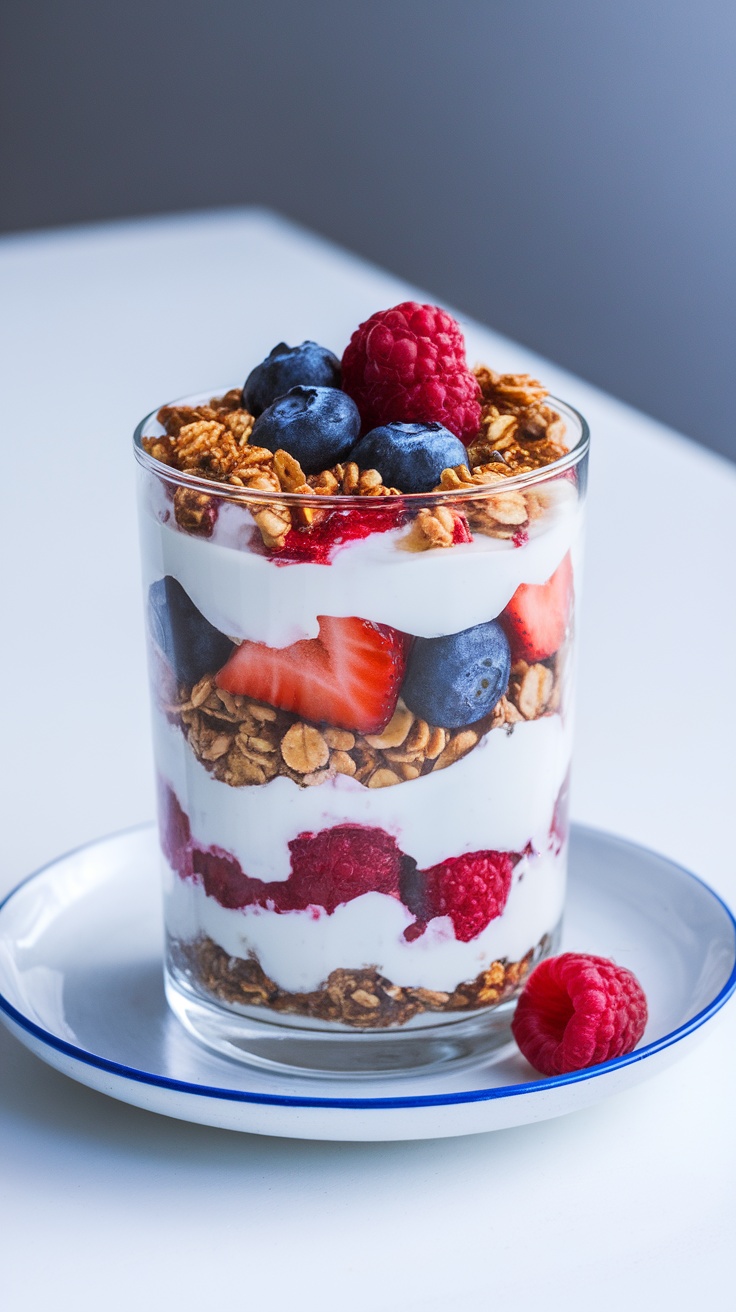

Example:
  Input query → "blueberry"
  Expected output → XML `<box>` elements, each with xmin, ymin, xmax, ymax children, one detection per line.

<box><xmin>347</xmin><ymin>422</ymin><xmax>467</xmax><ymax>494</ymax></box>
<box><xmin>148</xmin><ymin>577</ymin><xmax>234</xmax><ymax>686</ymax></box>
<box><xmin>401</xmin><ymin>622</ymin><xmax>511</xmax><ymax>728</ymax></box>
<box><xmin>243</xmin><ymin>341</ymin><xmax>341</xmax><ymax>416</ymax></box>
<box><xmin>250</xmin><ymin>386</ymin><xmax>361</xmax><ymax>475</ymax></box>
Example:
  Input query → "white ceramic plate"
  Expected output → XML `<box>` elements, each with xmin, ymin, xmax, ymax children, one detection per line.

<box><xmin>0</xmin><ymin>824</ymin><xmax>733</xmax><ymax>1141</ymax></box>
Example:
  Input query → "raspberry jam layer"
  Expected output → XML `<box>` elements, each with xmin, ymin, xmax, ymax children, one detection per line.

<box><xmin>160</xmin><ymin>782</ymin><xmax>517</xmax><ymax>942</ymax></box>
<box><xmin>159</xmin><ymin>782</ymin><xmax>568</xmax><ymax>995</ymax></box>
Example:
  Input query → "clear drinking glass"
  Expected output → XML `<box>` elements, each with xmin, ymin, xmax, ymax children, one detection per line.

<box><xmin>134</xmin><ymin>393</ymin><xmax>589</xmax><ymax>1075</ymax></box>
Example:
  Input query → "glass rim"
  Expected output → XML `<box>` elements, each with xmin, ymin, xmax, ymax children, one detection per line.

<box><xmin>133</xmin><ymin>389</ymin><xmax>589</xmax><ymax>508</ymax></box>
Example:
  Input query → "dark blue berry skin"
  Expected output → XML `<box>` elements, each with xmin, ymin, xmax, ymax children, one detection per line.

<box><xmin>347</xmin><ymin>422</ymin><xmax>467</xmax><ymax>494</ymax></box>
<box><xmin>251</xmin><ymin>386</ymin><xmax>361</xmax><ymax>475</ymax></box>
<box><xmin>148</xmin><ymin>577</ymin><xmax>234</xmax><ymax>686</ymax></box>
<box><xmin>401</xmin><ymin>622</ymin><xmax>511</xmax><ymax>728</ymax></box>
<box><xmin>243</xmin><ymin>342</ymin><xmax>341</xmax><ymax>416</ymax></box>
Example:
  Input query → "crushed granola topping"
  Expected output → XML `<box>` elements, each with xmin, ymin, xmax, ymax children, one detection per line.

<box><xmin>141</xmin><ymin>371</ymin><xmax>570</xmax><ymax>548</ymax></box>
<box><xmin>468</xmin><ymin>367</ymin><xmax>569</xmax><ymax>474</ymax></box>
<box><xmin>173</xmin><ymin>932</ymin><xmax>552</xmax><ymax>1028</ymax></box>
<box><xmin>400</xmin><ymin>505</ymin><xmax>462</xmax><ymax>551</ymax></box>
<box><xmin>158</xmin><ymin>648</ymin><xmax>566</xmax><ymax>791</ymax></box>
<box><xmin>172</xmin><ymin>486</ymin><xmax>219</xmax><ymax>537</ymax></box>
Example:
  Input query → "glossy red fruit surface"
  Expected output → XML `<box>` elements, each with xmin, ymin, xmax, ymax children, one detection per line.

<box><xmin>287</xmin><ymin>825</ymin><xmax>406</xmax><ymax>913</ymax></box>
<box><xmin>511</xmin><ymin>952</ymin><xmax>648</xmax><ymax>1075</ymax></box>
<box><xmin>401</xmin><ymin>849</ymin><xmax>515</xmax><ymax>942</ymax></box>
<box><xmin>501</xmin><ymin>553</ymin><xmax>573</xmax><ymax>662</ymax></box>
<box><xmin>216</xmin><ymin>615</ymin><xmax>409</xmax><ymax>734</ymax></box>
<box><xmin>341</xmin><ymin>302</ymin><xmax>482</xmax><ymax>444</ymax></box>
<box><xmin>266</xmin><ymin>503</ymin><xmax>404</xmax><ymax>565</ymax></box>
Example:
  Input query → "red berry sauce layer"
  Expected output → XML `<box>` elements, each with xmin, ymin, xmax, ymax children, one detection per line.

<box><xmin>159</xmin><ymin>781</ymin><xmax>523</xmax><ymax>943</ymax></box>
<box><xmin>264</xmin><ymin>503</ymin><xmax>406</xmax><ymax>565</ymax></box>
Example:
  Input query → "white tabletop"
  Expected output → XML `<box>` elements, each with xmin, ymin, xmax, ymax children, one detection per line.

<box><xmin>1</xmin><ymin>210</ymin><xmax>734</xmax><ymax>1309</ymax></box>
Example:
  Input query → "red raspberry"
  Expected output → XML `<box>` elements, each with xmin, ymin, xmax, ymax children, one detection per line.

<box><xmin>401</xmin><ymin>850</ymin><xmax>514</xmax><ymax>942</ymax></box>
<box><xmin>188</xmin><ymin>824</ymin><xmax>408</xmax><ymax>914</ymax></box>
<box><xmin>452</xmin><ymin>513</ymin><xmax>473</xmax><ymax>544</ymax></box>
<box><xmin>193</xmin><ymin>847</ymin><xmax>265</xmax><ymax>910</ymax></box>
<box><xmin>286</xmin><ymin>824</ymin><xmax>405</xmax><ymax>914</ymax></box>
<box><xmin>511</xmin><ymin>953</ymin><xmax>648</xmax><ymax>1076</ymax></box>
<box><xmin>157</xmin><ymin>781</ymin><xmax>193</xmax><ymax>881</ymax></box>
<box><xmin>341</xmin><ymin>302</ymin><xmax>482</xmax><ymax>444</ymax></box>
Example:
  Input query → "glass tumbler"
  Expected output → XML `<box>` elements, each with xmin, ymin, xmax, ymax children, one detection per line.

<box><xmin>135</xmin><ymin>394</ymin><xmax>589</xmax><ymax>1075</ymax></box>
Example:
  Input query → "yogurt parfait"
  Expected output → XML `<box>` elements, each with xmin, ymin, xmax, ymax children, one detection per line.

<box><xmin>135</xmin><ymin>303</ymin><xmax>589</xmax><ymax>1073</ymax></box>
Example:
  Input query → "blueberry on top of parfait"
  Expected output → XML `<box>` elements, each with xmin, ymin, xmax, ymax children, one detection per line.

<box><xmin>243</xmin><ymin>341</ymin><xmax>341</xmax><ymax>416</ymax></box>
<box><xmin>251</xmin><ymin>385</ymin><xmax>361</xmax><ymax>475</ymax></box>
<box><xmin>347</xmin><ymin>422</ymin><xmax>467</xmax><ymax>494</ymax></box>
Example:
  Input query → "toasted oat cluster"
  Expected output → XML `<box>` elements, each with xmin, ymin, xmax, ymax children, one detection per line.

<box><xmin>142</xmin><ymin>370</ymin><xmax>568</xmax><ymax>550</ymax></box>
<box><xmin>174</xmin><ymin>932</ymin><xmax>550</xmax><ymax>1028</ymax></box>
<box><xmin>156</xmin><ymin>648</ymin><xmax>565</xmax><ymax>791</ymax></box>
<box><xmin>471</xmin><ymin>369</ymin><xmax>569</xmax><ymax>471</ymax></box>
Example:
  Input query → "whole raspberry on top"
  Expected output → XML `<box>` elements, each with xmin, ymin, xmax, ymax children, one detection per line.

<box><xmin>341</xmin><ymin>302</ymin><xmax>482</xmax><ymax>444</ymax></box>
<box><xmin>511</xmin><ymin>953</ymin><xmax>648</xmax><ymax>1076</ymax></box>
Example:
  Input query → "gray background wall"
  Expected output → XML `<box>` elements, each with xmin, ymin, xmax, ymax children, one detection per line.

<box><xmin>1</xmin><ymin>0</ymin><xmax>734</xmax><ymax>460</ymax></box>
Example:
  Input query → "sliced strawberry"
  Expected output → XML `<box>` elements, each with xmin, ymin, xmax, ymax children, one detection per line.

<box><xmin>215</xmin><ymin>615</ymin><xmax>409</xmax><ymax>734</ymax></box>
<box><xmin>501</xmin><ymin>553</ymin><xmax>573</xmax><ymax>662</ymax></box>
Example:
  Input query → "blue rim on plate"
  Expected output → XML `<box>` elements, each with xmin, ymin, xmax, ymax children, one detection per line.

<box><xmin>1</xmin><ymin>822</ymin><xmax>735</xmax><ymax>1112</ymax></box>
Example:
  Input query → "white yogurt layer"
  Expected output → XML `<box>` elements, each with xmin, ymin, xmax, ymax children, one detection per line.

<box><xmin>163</xmin><ymin>842</ymin><xmax>565</xmax><ymax>994</ymax></box>
<box><xmin>139</xmin><ymin>477</ymin><xmax>581</xmax><ymax>645</ymax></box>
<box><xmin>153</xmin><ymin>709</ymin><xmax>570</xmax><ymax>883</ymax></box>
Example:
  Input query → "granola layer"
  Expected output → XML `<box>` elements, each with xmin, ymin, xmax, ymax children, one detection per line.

<box><xmin>156</xmin><ymin>648</ymin><xmax>566</xmax><ymax>790</ymax></box>
<box><xmin>171</xmin><ymin>932</ymin><xmax>553</xmax><ymax>1029</ymax></box>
